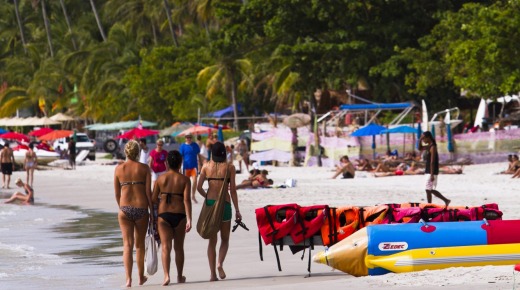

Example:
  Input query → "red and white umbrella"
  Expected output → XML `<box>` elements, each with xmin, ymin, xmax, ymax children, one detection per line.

<box><xmin>28</xmin><ymin>127</ymin><xmax>54</xmax><ymax>137</ymax></box>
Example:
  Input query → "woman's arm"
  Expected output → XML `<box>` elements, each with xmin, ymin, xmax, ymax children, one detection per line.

<box><xmin>196</xmin><ymin>165</ymin><xmax>207</xmax><ymax>197</ymax></box>
<box><xmin>145</xmin><ymin>168</ymin><xmax>153</xmax><ymax>220</ymax></box>
<box><xmin>184</xmin><ymin>177</ymin><xmax>192</xmax><ymax>232</ymax></box>
<box><xmin>430</xmin><ymin>145</ymin><xmax>436</xmax><ymax>179</ymax></box>
<box><xmin>113</xmin><ymin>167</ymin><xmax>121</xmax><ymax>207</ymax></box>
<box><xmin>25</xmin><ymin>184</ymin><xmax>34</xmax><ymax>202</ymax></box>
<box><xmin>229</xmin><ymin>164</ymin><xmax>241</xmax><ymax>220</ymax></box>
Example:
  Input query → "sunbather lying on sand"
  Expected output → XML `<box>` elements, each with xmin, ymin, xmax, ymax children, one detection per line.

<box><xmin>236</xmin><ymin>170</ymin><xmax>273</xmax><ymax>189</ymax></box>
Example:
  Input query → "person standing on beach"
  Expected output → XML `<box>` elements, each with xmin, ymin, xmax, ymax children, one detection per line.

<box><xmin>196</xmin><ymin>142</ymin><xmax>241</xmax><ymax>281</ymax></box>
<box><xmin>419</xmin><ymin>131</ymin><xmax>451</xmax><ymax>207</ymax></box>
<box><xmin>179</xmin><ymin>134</ymin><xmax>200</xmax><ymax>204</ymax></box>
<box><xmin>149</xmin><ymin>139</ymin><xmax>168</xmax><ymax>189</ymax></box>
<box><xmin>152</xmin><ymin>150</ymin><xmax>192</xmax><ymax>286</ymax></box>
<box><xmin>138</xmin><ymin>138</ymin><xmax>150</xmax><ymax>165</ymax></box>
<box><xmin>24</xmin><ymin>143</ymin><xmax>37</xmax><ymax>187</ymax></box>
<box><xmin>114</xmin><ymin>140</ymin><xmax>153</xmax><ymax>287</ymax></box>
<box><xmin>68</xmin><ymin>138</ymin><xmax>76</xmax><ymax>170</ymax></box>
<box><xmin>196</xmin><ymin>135</ymin><xmax>207</xmax><ymax>167</ymax></box>
<box><xmin>4</xmin><ymin>178</ymin><xmax>34</xmax><ymax>205</ymax></box>
<box><xmin>1</xmin><ymin>141</ymin><xmax>15</xmax><ymax>188</ymax></box>
<box><xmin>236</xmin><ymin>139</ymin><xmax>249</xmax><ymax>173</ymax></box>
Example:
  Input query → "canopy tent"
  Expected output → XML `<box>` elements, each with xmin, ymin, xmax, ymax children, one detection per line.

<box><xmin>339</xmin><ymin>102</ymin><xmax>414</xmax><ymax>111</ymax></box>
<box><xmin>85</xmin><ymin>120</ymin><xmax>157</xmax><ymax>130</ymax></box>
<box><xmin>0</xmin><ymin>132</ymin><xmax>29</xmax><ymax>142</ymax></box>
<box><xmin>205</xmin><ymin>104</ymin><xmax>244</xmax><ymax>119</ymax></box>
<box><xmin>50</xmin><ymin>113</ymin><xmax>75</xmax><ymax>122</ymax></box>
<box><xmin>0</xmin><ymin>117</ymin><xmax>60</xmax><ymax>127</ymax></box>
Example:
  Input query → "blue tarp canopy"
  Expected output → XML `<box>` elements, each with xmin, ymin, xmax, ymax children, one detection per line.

<box><xmin>381</xmin><ymin>125</ymin><xmax>418</xmax><ymax>134</ymax></box>
<box><xmin>339</xmin><ymin>102</ymin><xmax>414</xmax><ymax>111</ymax></box>
<box><xmin>206</xmin><ymin>104</ymin><xmax>243</xmax><ymax>118</ymax></box>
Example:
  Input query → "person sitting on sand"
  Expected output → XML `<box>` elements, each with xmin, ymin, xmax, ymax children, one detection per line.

<box><xmin>355</xmin><ymin>158</ymin><xmax>373</xmax><ymax>171</ymax></box>
<box><xmin>152</xmin><ymin>150</ymin><xmax>192</xmax><ymax>286</ymax></box>
<box><xmin>502</xmin><ymin>155</ymin><xmax>520</xmax><ymax>175</ymax></box>
<box><xmin>439</xmin><ymin>166</ymin><xmax>464</xmax><ymax>174</ymax></box>
<box><xmin>332</xmin><ymin>155</ymin><xmax>356</xmax><ymax>179</ymax></box>
<box><xmin>4</xmin><ymin>178</ymin><xmax>34</xmax><ymax>205</ymax></box>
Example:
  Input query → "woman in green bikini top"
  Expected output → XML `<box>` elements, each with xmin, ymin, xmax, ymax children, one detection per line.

<box><xmin>196</xmin><ymin>141</ymin><xmax>241</xmax><ymax>282</ymax></box>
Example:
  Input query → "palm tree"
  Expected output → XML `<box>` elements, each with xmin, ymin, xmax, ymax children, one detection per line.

<box><xmin>163</xmin><ymin>0</ymin><xmax>179</xmax><ymax>47</ymax></box>
<box><xmin>59</xmin><ymin>0</ymin><xmax>77</xmax><ymax>50</ymax></box>
<box><xmin>89</xmin><ymin>0</ymin><xmax>107</xmax><ymax>42</ymax></box>
<box><xmin>13</xmin><ymin>0</ymin><xmax>27</xmax><ymax>54</ymax></box>
<box><xmin>40</xmin><ymin>0</ymin><xmax>54</xmax><ymax>57</ymax></box>
<box><xmin>197</xmin><ymin>57</ymin><xmax>252</xmax><ymax>130</ymax></box>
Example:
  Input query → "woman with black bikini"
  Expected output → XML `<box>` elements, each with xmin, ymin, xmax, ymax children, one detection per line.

<box><xmin>152</xmin><ymin>150</ymin><xmax>192</xmax><ymax>286</ymax></box>
<box><xmin>114</xmin><ymin>140</ymin><xmax>153</xmax><ymax>287</ymax></box>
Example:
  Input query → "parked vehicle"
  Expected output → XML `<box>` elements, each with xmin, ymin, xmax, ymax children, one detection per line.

<box><xmin>53</xmin><ymin>133</ymin><xmax>96</xmax><ymax>161</ymax></box>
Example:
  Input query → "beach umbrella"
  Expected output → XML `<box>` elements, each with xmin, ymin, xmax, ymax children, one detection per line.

<box><xmin>351</xmin><ymin>124</ymin><xmax>387</xmax><ymax>159</ymax></box>
<box><xmin>381</xmin><ymin>126</ymin><xmax>419</xmax><ymax>154</ymax></box>
<box><xmin>283</xmin><ymin>113</ymin><xmax>311</xmax><ymax>129</ymax></box>
<box><xmin>29</xmin><ymin>127</ymin><xmax>54</xmax><ymax>137</ymax></box>
<box><xmin>49</xmin><ymin>112</ymin><xmax>75</xmax><ymax>122</ymax></box>
<box><xmin>217</xmin><ymin>126</ymin><xmax>224</xmax><ymax>142</ymax></box>
<box><xmin>0</xmin><ymin>128</ymin><xmax>7</xmax><ymax>134</ymax></box>
<box><xmin>160</xmin><ymin>122</ymin><xmax>194</xmax><ymax>137</ymax></box>
<box><xmin>178</xmin><ymin>124</ymin><xmax>217</xmax><ymax>137</ymax></box>
<box><xmin>116</xmin><ymin>127</ymin><xmax>160</xmax><ymax>139</ymax></box>
<box><xmin>416</xmin><ymin>122</ymin><xmax>422</xmax><ymax>150</ymax></box>
<box><xmin>446</xmin><ymin>123</ymin><xmax>454</xmax><ymax>153</ymax></box>
<box><xmin>38</xmin><ymin>130</ymin><xmax>74</xmax><ymax>141</ymax></box>
<box><xmin>0</xmin><ymin>132</ymin><xmax>29</xmax><ymax>142</ymax></box>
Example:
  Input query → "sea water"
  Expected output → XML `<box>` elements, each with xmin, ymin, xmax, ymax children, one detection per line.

<box><xmin>0</xmin><ymin>199</ymin><xmax>122</xmax><ymax>289</ymax></box>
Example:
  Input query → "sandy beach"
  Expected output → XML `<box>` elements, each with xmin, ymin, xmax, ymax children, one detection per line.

<box><xmin>4</xmin><ymin>158</ymin><xmax>520</xmax><ymax>289</ymax></box>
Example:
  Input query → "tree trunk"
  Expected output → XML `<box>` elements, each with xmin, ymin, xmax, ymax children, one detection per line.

<box><xmin>89</xmin><ymin>0</ymin><xmax>107</xmax><ymax>42</ymax></box>
<box><xmin>13</xmin><ymin>0</ymin><xmax>27</xmax><ymax>54</ymax></box>
<box><xmin>230</xmin><ymin>72</ymin><xmax>239</xmax><ymax>131</ymax></box>
<box><xmin>309</xmin><ymin>91</ymin><xmax>322</xmax><ymax>166</ymax></box>
<box><xmin>162</xmin><ymin>0</ymin><xmax>178</xmax><ymax>47</ymax></box>
<box><xmin>41</xmin><ymin>0</ymin><xmax>54</xmax><ymax>57</ymax></box>
<box><xmin>59</xmin><ymin>0</ymin><xmax>77</xmax><ymax>50</ymax></box>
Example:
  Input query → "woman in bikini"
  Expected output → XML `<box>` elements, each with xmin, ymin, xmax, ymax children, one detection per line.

<box><xmin>152</xmin><ymin>150</ymin><xmax>192</xmax><ymax>286</ymax></box>
<box><xmin>196</xmin><ymin>141</ymin><xmax>241</xmax><ymax>281</ymax></box>
<box><xmin>4</xmin><ymin>178</ymin><xmax>34</xmax><ymax>205</ymax></box>
<box><xmin>24</xmin><ymin>143</ymin><xmax>37</xmax><ymax>187</ymax></box>
<box><xmin>114</xmin><ymin>140</ymin><xmax>153</xmax><ymax>287</ymax></box>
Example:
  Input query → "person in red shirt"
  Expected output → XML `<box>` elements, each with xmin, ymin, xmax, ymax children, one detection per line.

<box><xmin>149</xmin><ymin>139</ymin><xmax>168</xmax><ymax>189</ymax></box>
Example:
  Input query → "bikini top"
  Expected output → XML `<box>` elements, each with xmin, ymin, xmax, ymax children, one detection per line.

<box><xmin>161</xmin><ymin>192</ymin><xmax>183</xmax><ymax>204</ymax></box>
<box><xmin>206</xmin><ymin>177</ymin><xmax>230</xmax><ymax>182</ymax></box>
<box><xmin>120</xmin><ymin>181</ymin><xmax>146</xmax><ymax>186</ymax></box>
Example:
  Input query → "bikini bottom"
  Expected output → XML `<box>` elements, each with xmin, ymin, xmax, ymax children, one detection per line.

<box><xmin>206</xmin><ymin>200</ymin><xmax>232</xmax><ymax>222</ymax></box>
<box><xmin>120</xmin><ymin>206</ymin><xmax>148</xmax><ymax>221</ymax></box>
<box><xmin>159</xmin><ymin>212</ymin><xmax>186</xmax><ymax>228</ymax></box>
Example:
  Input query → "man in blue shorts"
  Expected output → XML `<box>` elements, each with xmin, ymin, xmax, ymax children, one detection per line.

<box><xmin>179</xmin><ymin>134</ymin><xmax>200</xmax><ymax>203</ymax></box>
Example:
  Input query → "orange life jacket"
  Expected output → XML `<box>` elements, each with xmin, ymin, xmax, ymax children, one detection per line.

<box><xmin>255</xmin><ymin>204</ymin><xmax>300</xmax><ymax>245</ymax></box>
<box><xmin>359</xmin><ymin>205</ymin><xmax>389</xmax><ymax>228</ymax></box>
<box><xmin>320</xmin><ymin>206</ymin><xmax>360</xmax><ymax>247</ymax></box>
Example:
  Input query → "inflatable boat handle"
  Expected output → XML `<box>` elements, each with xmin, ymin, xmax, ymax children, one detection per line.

<box><xmin>419</xmin><ymin>218</ymin><xmax>429</xmax><ymax>228</ymax></box>
<box><xmin>483</xmin><ymin>218</ymin><xmax>489</xmax><ymax>226</ymax></box>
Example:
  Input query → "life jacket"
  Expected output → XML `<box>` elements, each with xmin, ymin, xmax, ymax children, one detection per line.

<box><xmin>320</xmin><ymin>206</ymin><xmax>360</xmax><ymax>247</ymax></box>
<box><xmin>456</xmin><ymin>205</ymin><xmax>503</xmax><ymax>221</ymax></box>
<box><xmin>359</xmin><ymin>205</ymin><xmax>388</xmax><ymax>228</ymax></box>
<box><xmin>385</xmin><ymin>207</ymin><xmax>422</xmax><ymax>224</ymax></box>
<box><xmin>255</xmin><ymin>204</ymin><xmax>300</xmax><ymax>245</ymax></box>
<box><xmin>422</xmin><ymin>207</ymin><xmax>458</xmax><ymax>222</ymax></box>
<box><xmin>480</xmin><ymin>203</ymin><xmax>503</xmax><ymax>220</ymax></box>
<box><xmin>290</xmin><ymin>205</ymin><xmax>329</xmax><ymax>244</ymax></box>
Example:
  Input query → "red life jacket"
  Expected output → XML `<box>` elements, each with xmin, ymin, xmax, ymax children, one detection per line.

<box><xmin>290</xmin><ymin>205</ymin><xmax>329</xmax><ymax>244</ymax></box>
<box><xmin>255</xmin><ymin>204</ymin><xmax>300</xmax><ymax>245</ymax></box>
<box><xmin>423</xmin><ymin>208</ymin><xmax>458</xmax><ymax>222</ymax></box>
<box><xmin>385</xmin><ymin>207</ymin><xmax>423</xmax><ymax>224</ymax></box>
<box><xmin>320</xmin><ymin>206</ymin><xmax>360</xmax><ymax>247</ymax></box>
